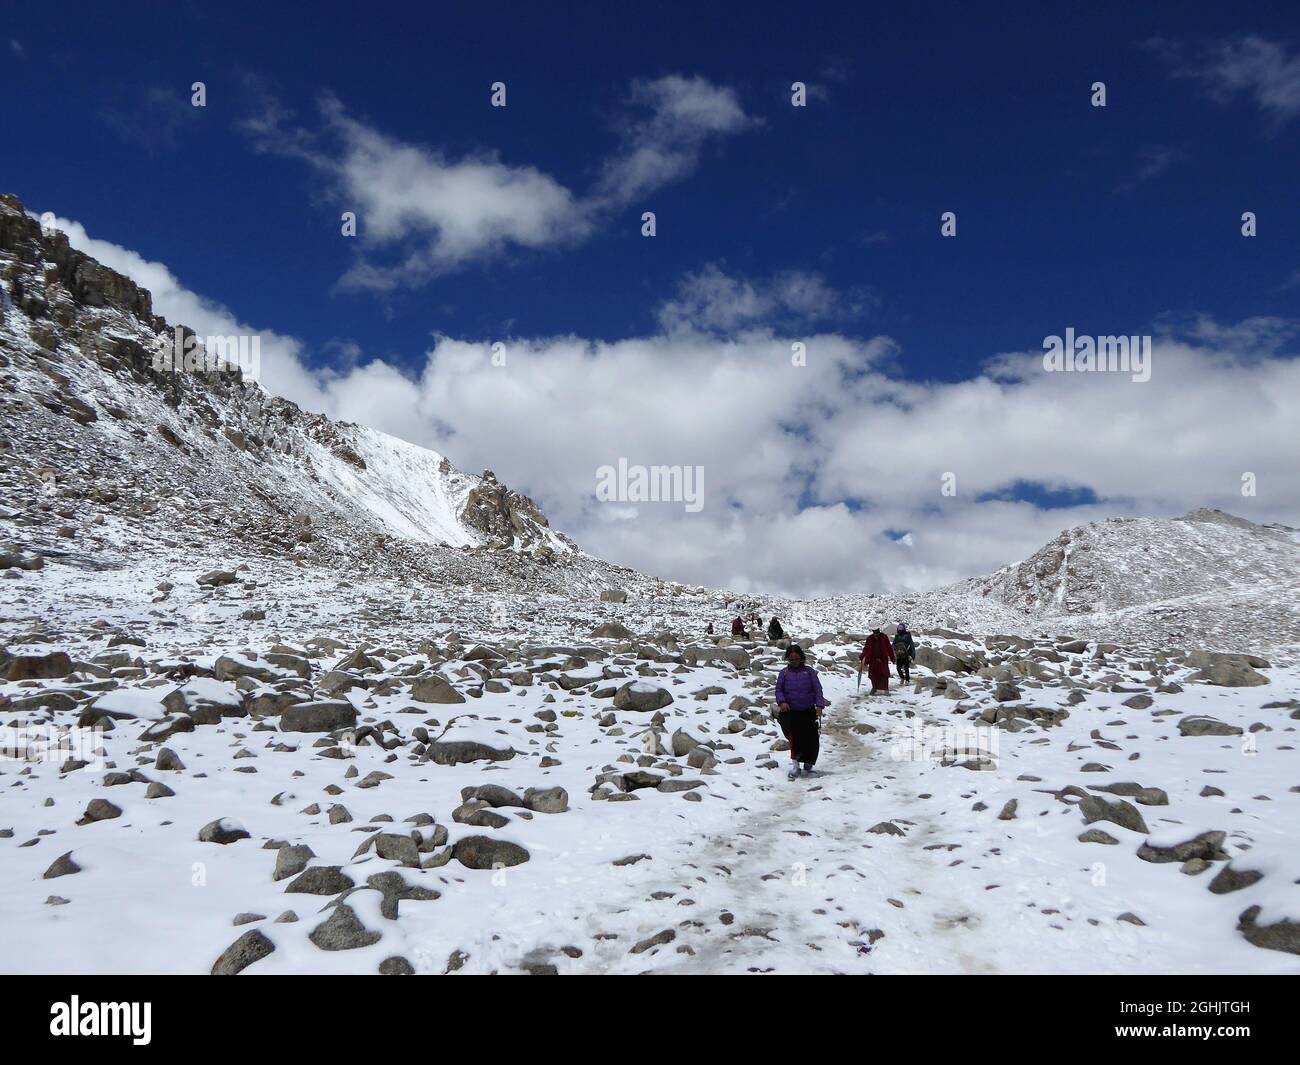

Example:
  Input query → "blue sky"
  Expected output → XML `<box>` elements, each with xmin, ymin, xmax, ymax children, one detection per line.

<box><xmin>3</xmin><ymin>3</ymin><xmax>1299</xmax><ymax>594</ymax></box>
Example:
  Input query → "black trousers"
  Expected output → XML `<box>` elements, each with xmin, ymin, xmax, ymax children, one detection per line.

<box><xmin>897</xmin><ymin>655</ymin><xmax>911</xmax><ymax>683</ymax></box>
<box><xmin>777</xmin><ymin>709</ymin><xmax>820</xmax><ymax>766</ymax></box>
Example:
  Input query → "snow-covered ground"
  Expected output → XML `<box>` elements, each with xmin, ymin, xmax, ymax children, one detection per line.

<box><xmin>2</xmin><ymin>580</ymin><xmax>1297</xmax><ymax>975</ymax></box>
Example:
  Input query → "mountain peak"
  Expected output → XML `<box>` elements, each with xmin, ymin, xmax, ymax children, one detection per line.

<box><xmin>0</xmin><ymin>192</ymin><xmax>611</xmax><ymax>592</ymax></box>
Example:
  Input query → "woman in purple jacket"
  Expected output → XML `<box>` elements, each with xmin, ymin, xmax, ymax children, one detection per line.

<box><xmin>774</xmin><ymin>644</ymin><xmax>827</xmax><ymax>779</ymax></box>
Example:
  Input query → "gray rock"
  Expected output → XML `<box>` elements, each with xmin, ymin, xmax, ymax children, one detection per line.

<box><xmin>1178</xmin><ymin>715</ymin><xmax>1243</xmax><ymax>737</ymax></box>
<box><xmin>425</xmin><ymin>741</ymin><xmax>516</xmax><ymax>765</ymax></box>
<box><xmin>1078</xmin><ymin>828</ymin><xmax>1119</xmax><ymax>845</ymax></box>
<box><xmin>1077</xmin><ymin>794</ymin><xmax>1149</xmax><ymax>835</ymax></box>
<box><xmin>1209</xmin><ymin>864</ymin><xmax>1265</xmax><ymax>895</ymax></box>
<box><xmin>410</xmin><ymin>675</ymin><xmax>466</xmax><ymax>704</ymax></box>
<box><xmin>285</xmin><ymin>866</ymin><xmax>355</xmax><ymax>895</ymax></box>
<box><xmin>462</xmin><ymin>784</ymin><xmax>526</xmax><ymax>808</ymax></box>
<box><xmin>199</xmin><ymin>818</ymin><xmax>250</xmax><ymax>845</ymax></box>
<box><xmin>1186</xmin><ymin>651</ymin><xmax>1269</xmax><ymax>687</ymax></box>
<box><xmin>1137</xmin><ymin>830</ymin><xmax>1228</xmax><ymax>865</ymax></box>
<box><xmin>78</xmin><ymin>798</ymin><xmax>122</xmax><ymax>824</ymax></box>
<box><xmin>451</xmin><ymin>835</ymin><xmax>530</xmax><ymax>870</ymax></box>
<box><xmin>1237</xmin><ymin>905</ymin><xmax>1300</xmax><ymax>955</ymax></box>
<box><xmin>197</xmin><ymin>569</ymin><xmax>238</xmax><ymax>587</ymax></box>
<box><xmin>211</xmin><ymin>929</ymin><xmax>275</xmax><ymax>974</ymax></box>
<box><xmin>43</xmin><ymin>851</ymin><xmax>82</xmax><ymax>879</ymax></box>
<box><xmin>309</xmin><ymin>902</ymin><xmax>382</xmax><ymax>951</ymax></box>
<box><xmin>279</xmin><ymin>701</ymin><xmax>357</xmax><ymax>733</ymax></box>
<box><xmin>523</xmin><ymin>786</ymin><xmax>569</xmax><ymax>813</ymax></box>
<box><xmin>612</xmin><ymin>681</ymin><xmax>674</xmax><ymax>712</ymax></box>
<box><xmin>630</xmin><ymin>928</ymin><xmax>675</xmax><ymax>954</ymax></box>
<box><xmin>273</xmin><ymin>844</ymin><xmax>315</xmax><ymax>881</ymax></box>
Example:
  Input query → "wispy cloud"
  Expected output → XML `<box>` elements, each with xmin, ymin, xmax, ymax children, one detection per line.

<box><xmin>1157</xmin><ymin>34</ymin><xmax>1300</xmax><ymax>123</ymax></box>
<box><xmin>243</xmin><ymin>75</ymin><xmax>758</xmax><ymax>292</ymax></box>
<box><xmin>1115</xmin><ymin>144</ymin><xmax>1187</xmax><ymax>194</ymax></box>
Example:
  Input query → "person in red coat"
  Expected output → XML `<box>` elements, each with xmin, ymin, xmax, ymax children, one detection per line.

<box><xmin>859</xmin><ymin>625</ymin><xmax>896</xmax><ymax>693</ymax></box>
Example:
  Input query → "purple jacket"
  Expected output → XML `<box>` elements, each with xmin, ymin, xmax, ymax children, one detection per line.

<box><xmin>775</xmin><ymin>665</ymin><xmax>826</xmax><ymax>711</ymax></box>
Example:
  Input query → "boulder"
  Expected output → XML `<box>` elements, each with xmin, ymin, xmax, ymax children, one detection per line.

<box><xmin>612</xmin><ymin>681</ymin><xmax>673</xmax><ymax>712</ymax></box>
<box><xmin>279</xmin><ymin>701</ymin><xmax>357</xmax><ymax>733</ymax></box>
<box><xmin>410</xmin><ymin>675</ymin><xmax>466</xmax><ymax>704</ymax></box>
<box><xmin>5</xmin><ymin>650</ymin><xmax>74</xmax><ymax>681</ymax></box>
<box><xmin>1077</xmin><ymin>794</ymin><xmax>1149</xmax><ymax>835</ymax></box>
<box><xmin>199</xmin><ymin>818</ymin><xmax>250</xmax><ymax>845</ymax></box>
<box><xmin>451</xmin><ymin>836</ymin><xmax>530</xmax><ymax>870</ymax></box>
<box><xmin>1137</xmin><ymin>830</ymin><xmax>1228</xmax><ymax>865</ymax></box>
<box><xmin>1237</xmin><ymin>906</ymin><xmax>1300</xmax><ymax>956</ymax></box>
<box><xmin>211</xmin><ymin>929</ymin><xmax>275</xmax><ymax>974</ymax></box>
<box><xmin>1177</xmin><ymin>716</ymin><xmax>1243</xmax><ymax>737</ymax></box>
<box><xmin>309</xmin><ymin>901</ymin><xmax>382</xmax><ymax>951</ymax></box>
<box><xmin>425</xmin><ymin>741</ymin><xmax>516</xmax><ymax>766</ymax></box>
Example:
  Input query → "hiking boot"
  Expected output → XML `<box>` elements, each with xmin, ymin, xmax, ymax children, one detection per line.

<box><xmin>802</xmin><ymin>763</ymin><xmax>817</xmax><ymax>776</ymax></box>
<box><xmin>787</xmin><ymin>765</ymin><xmax>801</xmax><ymax>780</ymax></box>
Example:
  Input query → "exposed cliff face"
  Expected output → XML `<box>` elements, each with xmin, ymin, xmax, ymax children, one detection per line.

<box><xmin>0</xmin><ymin>192</ymin><xmax>628</xmax><ymax>595</ymax></box>
<box><xmin>462</xmin><ymin>470</ymin><xmax>558</xmax><ymax>558</ymax></box>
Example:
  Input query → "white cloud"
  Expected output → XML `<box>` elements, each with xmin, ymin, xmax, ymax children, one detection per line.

<box><xmin>591</xmin><ymin>75</ymin><xmax>759</xmax><ymax>204</ymax></box>
<box><xmin>245</xmin><ymin>77</ymin><xmax>757</xmax><ymax>291</ymax></box>
<box><xmin>48</xmin><ymin>221</ymin><xmax>1300</xmax><ymax>597</ymax></box>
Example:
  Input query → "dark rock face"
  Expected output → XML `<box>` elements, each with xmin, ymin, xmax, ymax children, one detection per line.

<box><xmin>460</xmin><ymin>469</ymin><xmax>555</xmax><ymax>558</ymax></box>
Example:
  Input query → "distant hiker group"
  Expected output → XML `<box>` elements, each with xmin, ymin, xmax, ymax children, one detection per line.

<box><xmin>858</xmin><ymin>621</ymin><xmax>915</xmax><ymax>692</ymax></box>
<box><xmin>722</xmin><ymin>612</ymin><xmax>785</xmax><ymax>642</ymax></box>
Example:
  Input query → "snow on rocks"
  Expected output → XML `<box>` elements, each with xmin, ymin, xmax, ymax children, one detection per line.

<box><xmin>1</xmin><ymin>570</ymin><xmax>1297</xmax><ymax>972</ymax></box>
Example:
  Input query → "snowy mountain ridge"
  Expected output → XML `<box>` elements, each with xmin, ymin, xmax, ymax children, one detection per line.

<box><xmin>0</xmin><ymin>193</ymin><xmax>655</xmax><ymax>598</ymax></box>
<box><xmin>808</xmin><ymin>509</ymin><xmax>1300</xmax><ymax>663</ymax></box>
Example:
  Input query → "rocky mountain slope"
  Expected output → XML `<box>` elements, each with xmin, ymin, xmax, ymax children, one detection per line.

<box><xmin>0</xmin><ymin>192</ymin><xmax>659</xmax><ymax>600</ymax></box>
<box><xmin>812</xmin><ymin>511</ymin><xmax>1300</xmax><ymax>665</ymax></box>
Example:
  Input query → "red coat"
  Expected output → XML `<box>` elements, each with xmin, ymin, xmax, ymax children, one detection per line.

<box><xmin>860</xmin><ymin>633</ymin><xmax>896</xmax><ymax>690</ymax></box>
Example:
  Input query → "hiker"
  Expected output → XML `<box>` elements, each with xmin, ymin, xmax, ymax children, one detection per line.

<box><xmin>731</xmin><ymin>616</ymin><xmax>747</xmax><ymax>638</ymax></box>
<box><xmin>774</xmin><ymin>644</ymin><xmax>826</xmax><ymax>779</ymax></box>
<box><xmin>893</xmin><ymin>622</ymin><xmax>916</xmax><ymax>683</ymax></box>
<box><xmin>705</xmin><ymin>621</ymin><xmax>714</xmax><ymax>636</ymax></box>
<box><xmin>859</xmin><ymin>624</ymin><xmax>896</xmax><ymax>693</ymax></box>
<box><xmin>767</xmin><ymin>615</ymin><xmax>785</xmax><ymax>640</ymax></box>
